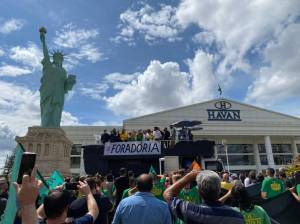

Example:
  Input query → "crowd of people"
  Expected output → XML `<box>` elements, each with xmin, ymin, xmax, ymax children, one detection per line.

<box><xmin>7</xmin><ymin>166</ymin><xmax>300</xmax><ymax>224</ymax></box>
<box><xmin>100</xmin><ymin>126</ymin><xmax>193</xmax><ymax>145</ymax></box>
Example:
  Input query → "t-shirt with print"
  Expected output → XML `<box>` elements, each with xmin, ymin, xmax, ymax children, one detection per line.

<box><xmin>234</xmin><ymin>205</ymin><xmax>271</xmax><ymax>224</ymax></box>
<box><xmin>151</xmin><ymin>182</ymin><xmax>165</xmax><ymax>200</ymax></box>
<box><xmin>296</xmin><ymin>184</ymin><xmax>300</xmax><ymax>196</ymax></box>
<box><xmin>38</xmin><ymin>214</ymin><xmax>94</xmax><ymax>224</ymax></box>
<box><xmin>261</xmin><ymin>177</ymin><xmax>285</xmax><ymax>199</ymax></box>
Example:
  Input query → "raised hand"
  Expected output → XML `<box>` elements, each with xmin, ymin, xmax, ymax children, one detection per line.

<box><xmin>14</xmin><ymin>167</ymin><xmax>42</xmax><ymax>206</ymax></box>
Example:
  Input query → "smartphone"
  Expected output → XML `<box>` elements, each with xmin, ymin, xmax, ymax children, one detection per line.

<box><xmin>17</xmin><ymin>152</ymin><xmax>36</xmax><ymax>184</ymax></box>
<box><xmin>65</xmin><ymin>182</ymin><xmax>78</xmax><ymax>190</ymax></box>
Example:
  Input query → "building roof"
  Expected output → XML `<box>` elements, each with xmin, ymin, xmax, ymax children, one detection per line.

<box><xmin>123</xmin><ymin>98</ymin><xmax>300</xmax><ymax>136</ymax></box>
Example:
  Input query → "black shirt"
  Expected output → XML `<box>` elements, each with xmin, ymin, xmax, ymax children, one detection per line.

<box><xmin>114</xmin><ymin>176</ymin><xmax>129</xmax><ymax>206</ymax></box>
<box><xmin>101</xmin><ymin>133</ymin><xmax>110</xmax><ymax>144</ymax></box>
<box><xmin>68</xmin><ymin>194</ymin><xmax>112</xmax><ymax>224</ymax></box>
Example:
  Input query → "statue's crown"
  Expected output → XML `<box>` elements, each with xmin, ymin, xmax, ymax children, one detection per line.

<box><xmin>51</xmin><ymin>50</ymin><xmax>65</xmax><ymax>58</ymax></box>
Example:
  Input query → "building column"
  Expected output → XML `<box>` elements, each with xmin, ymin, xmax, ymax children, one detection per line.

<box><xmin>264</xmin><ymin>136</ymin><xmax>275</xmax><ymax>168</ymax></box>
<box><xmin>253</xmin><ymin>143</ymin><xmax>262</xmax><ymax>172</ymax></box>
<box><xmin>291</xmin><ymin>138</ymin><xmax>298</xmax><ymax>159</ymax></box>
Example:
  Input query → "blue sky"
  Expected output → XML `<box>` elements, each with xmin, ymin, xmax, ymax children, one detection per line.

<box><xmin>0</xmin><ymin>0</ymin><xmax>300</xmax><ymax>164</ymax></box>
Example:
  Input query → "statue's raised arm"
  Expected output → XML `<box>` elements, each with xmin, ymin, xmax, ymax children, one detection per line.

<box><xmin>39</xmin><ymin>27</ymin><xmax>50</xmax><ymax>64</ymax></box>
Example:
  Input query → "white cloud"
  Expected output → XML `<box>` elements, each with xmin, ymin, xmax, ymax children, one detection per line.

<box><xmin>0</xmin><ymin>18</ymin><xmax>24</xmax><ymax>34</ymax></box>
<box><xmin>104</xmin><ymin>72</ymin><xmax>139</xmax><ymax>90</ymax></box>
<box><xmin>9</xmin><ymin>42</ymin><xmax>42</xmax><ymax>69</ymax></box>
<box><xmin>104</xmin><ymin>50</ymin><xmax>217</xmax><ymax>117</ymax></box>
<box><xmin>54</xmin><ymin>23</ymin><xmax>103</xmax><ymax>63</ymax></box>
<box><xmin>61</xmin><ymin>111</ymin><xmax>81</xmax><ymax>126</ymax></box>
<box><xmin>0</xmin><ymin>64</ymin><xmax>31</xmax><ymax>77</ymax></box>
<box><xmin>114</xmin><ymin>4</ymin><xmax>181</xmax><ymax>44</ymax></box>
<box><xmin>246</xmin><ymin>23</ymin><xmax>300</xmax><ymax>105</ymax></box>
<box><xmin>192</xmin><ymin>31</ymin><xmax>216</xmax><ymax>46</ymax></box>
<box><xmin>80</xmin><ymin>83</ymin><xmax>109</xmax><ymax>100</ymax></box>
<box><xmin>91</xmin><ymin>120</ymin><xmax>107</xmax><ymax>126</ymax></box>
<box><xmin>54</xmin><ymin>23</ymin><xmax>98</xmax><ymax>48</ymax></box>
<box><xmin>176</xmin><ymin>0</ymin><xmax>300</xmax><ymax>74</ymax></box>
<box><xmin>70</xmin><ymin>44</ymin><xmax>103</xmax><ymax>63</ymax></box>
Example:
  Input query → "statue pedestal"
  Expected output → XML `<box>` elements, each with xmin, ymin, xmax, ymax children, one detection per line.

<box><xmin>15</xmin><ymin>126</ymin><xmax>72</xmax><ymax>177</ymax></box>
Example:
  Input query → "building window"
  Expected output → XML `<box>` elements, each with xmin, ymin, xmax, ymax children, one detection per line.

<box><xmin>44</xmin><ymin>144</ymin><xmax>50</xmax><ymax>156</ymax></box>
<box><xmin>272</xmin><ymin>144</ymin><xmax>292</xmax><ymax>153</ymax></box>
<box><xmin>258</xmin><ymin>144</ymin><xmax>266</xmax><ymax>153</ymax></box>
<box><xmin>219</xmin><ymin>155</ymin><xmax>255</xmax><ymax>166</ymax></box>
<box><xmin>227</xmin><ymin>144</ymin><xmax>254</xmax><ymax>154</ymax></box>
<box><xmin>259</xmin><ymin>144</ymin><xmax>293</xmax><ymax>166</ymax></box>
<box><xmin>273</xmin><ymin>155</ymin><xmax>293</xmax><ymax>165</ymax></box>
<box><xmin>70</xmin><ymin>157</ymin><xmax>80</xmax><ymax>168</ymax></box>
<box><xmin>217</xmin><ymin>144</ymin><xmax>255</xmax><ymax>167</ymax></box>
<box><xmin>71</xmin><ymin>144</ymin><xmax>82</xmax><ymax>155</ymax></box>
<box><xmin>259</xmin><ymin>155</ymin><xmax>268</xmax><ymax>165</ymax></box>
<box><xmin>297</xmin><ymin>144</ymin><xmax>300</xmax><ymax>153</ymax></box>
<box><xmin>36</xmin><ymin>144</ymin><xmax>41</xmax><ymax>156</ymax></box>
<box><xmin>216</xmin><ymin>145</ymin><xmax>226</xmax><ymax>154</ymax></box>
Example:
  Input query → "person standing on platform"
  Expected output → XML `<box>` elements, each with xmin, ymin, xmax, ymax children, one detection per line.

<box><xmin>153</xmin><ymin>127</ymin><xmax>162</xmax><ymax>141</ymax></box>
<box><xmin>114</xmin><ymin>168</ymin><xmax>129</xmax><ymax>207</ymax></box>
<box><xmin>261</xmin><ymin>168</ymin><xmax>285</xmax><ymax>199</ymax></box>
<box><xmin>100</xmin><ymin>130</ymin><xmax>110</xmax><ymax>145</ymax></box>
<box><xmin>120</xmin><ymin>129</ymin><xmax>128</xmax><ymax>142</ymax></box>
<box><xmin>113</xmin><ymin>174</ymin><xmax>172</xmax><ymax>224</ymax></box>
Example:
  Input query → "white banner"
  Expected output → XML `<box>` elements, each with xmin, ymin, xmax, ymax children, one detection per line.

<box><xmin>104</xmin><ymin>141</ymin><xmax>161</xmax><ymax>156</ymax></box>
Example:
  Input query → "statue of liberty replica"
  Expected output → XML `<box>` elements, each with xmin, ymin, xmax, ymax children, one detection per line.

<box><xmin>16</xmin><ymin>27</ymin><xmax>77</xmax><ymax>176</ymax></box>
<box><xmin>39</xmin><ymin>27</ymin><xmax>76</xmax><ymax>127</ymax></box>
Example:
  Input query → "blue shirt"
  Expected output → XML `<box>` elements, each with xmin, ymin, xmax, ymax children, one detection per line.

<box><xmin>112</xmin><ymin>191</ymin><xmax>172</xmax><ymax>224</ymax></box>
<box><xmin>169</xmin><ymin>197</ymin><xmax>245</xmax><ymax>224</ymax></box>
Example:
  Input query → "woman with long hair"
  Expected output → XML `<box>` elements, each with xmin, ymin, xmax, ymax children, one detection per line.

<box><xmin>231</xmin><ymin>184</ymin><xmax>271</xmax><ymax>224</ymax></box>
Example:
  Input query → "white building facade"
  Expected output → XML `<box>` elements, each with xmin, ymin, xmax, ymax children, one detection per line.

<box><xmin>63</xmin><ymin>98</ymin><xmax>300</xmax><ymax>175</ymax></box>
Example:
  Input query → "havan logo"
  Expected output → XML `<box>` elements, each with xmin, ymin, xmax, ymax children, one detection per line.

<box><xmin>207</xmin><ymin>101</ymin><xmax>241</xmax><ymax>121</ymax></box>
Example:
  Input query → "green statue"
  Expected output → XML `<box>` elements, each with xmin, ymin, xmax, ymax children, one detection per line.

<box><xmin>39</xmin><ymin>27</ymin><xmax>76</xmax><ymax>127</ymax></box>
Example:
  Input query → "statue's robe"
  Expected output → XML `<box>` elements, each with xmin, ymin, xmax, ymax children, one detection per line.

<box><xmin>40</xmin><ymin>57</ymin><xmax>67</xmax><ymax>127</ymax></box>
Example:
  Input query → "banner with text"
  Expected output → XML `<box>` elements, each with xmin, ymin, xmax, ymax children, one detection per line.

<box><xmin>104</xmin><ymin>141</ymin><xmax>161</xmax><ymax>156</ymax></box>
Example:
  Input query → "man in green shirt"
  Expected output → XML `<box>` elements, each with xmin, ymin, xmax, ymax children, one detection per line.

<box><xmin>235</xmin><ymin>206</ymin><xmax>271</xmax><ymax>224</ymax></box>
<box><xmin>261</xmin><ymin>168</ymin><xmax>285</xmax><ymax>199</ymax></box>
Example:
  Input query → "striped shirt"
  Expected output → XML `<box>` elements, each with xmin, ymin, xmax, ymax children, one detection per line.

<box><xmin>169</xmin><ymin>197</ymin><xmax>245</xmax><ymax>224</ymax></box>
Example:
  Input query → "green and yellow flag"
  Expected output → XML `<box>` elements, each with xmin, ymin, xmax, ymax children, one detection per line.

<box><xmin>0</xmin><ymin>145</ymin><xmax>23</xmax><ymax>224</ymax></box>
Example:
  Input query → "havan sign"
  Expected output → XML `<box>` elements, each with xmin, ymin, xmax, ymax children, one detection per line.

<box><xmin>207</xmin><ymin>101</ymin><xmax>241</xmax><ymax>121</ymax></box>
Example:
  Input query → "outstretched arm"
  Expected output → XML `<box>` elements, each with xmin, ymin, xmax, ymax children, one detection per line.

<box><xmin>39</xmin><ymin>28</ymin><xmax>50</xmax><ymax>63</ymax></box>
